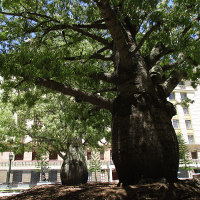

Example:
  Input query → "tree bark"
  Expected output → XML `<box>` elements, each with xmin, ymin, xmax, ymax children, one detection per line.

<box><xmin>60</xmin><ymin>140</ymin><xmax>88</xmax><ymax>185</ymax></box>
<box><xmin>112</xmin><ymin>91</ymin><xmax>179</xmax><ymax>185</ymax></box>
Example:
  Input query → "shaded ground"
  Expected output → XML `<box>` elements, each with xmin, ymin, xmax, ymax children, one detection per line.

<box><xmin>0</xmin><ymin>180</ymin><xmax>200</xmax><ymax>200</ymax></box>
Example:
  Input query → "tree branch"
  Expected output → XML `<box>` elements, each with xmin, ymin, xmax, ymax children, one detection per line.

<box><xmin>162</xmin><ymin>63</ymin><xmax>178</xmax><ymax>72</ymax></box>
<box><xmin>28</xmin><ymin>133</ymin><xmax>65</xmax><ymax>159</ymax></box>
<box><xmin>147</xmin><ymin>42</ymin><xmax>174</xmax><ymax>68</ymax></box>
<box><xmin>63</xmin><ymin>54</ymin><xmax>112</xmax><ymax>62</ymax></box>
<box><xmin>0</xmin><ymin>11</ymin><xmax>60</xmax><ymax>23</ymax></box>
<box><xmin>0</xmin><ymin>11</ymin><xmax>37</xmax><ymax>22</ymax></box>
<box><xmin>73</xmin><ymin>23</ymin><xmax>107</xmax><ymax>29</ymax></box>
<box><xmin>90</xmin><ymin>72</ymin><xmax>118</xmax><ymax>84</ymax></box>
<box><xmin>0</xmin><ymin>11</ymin><xmax>111</xmax><ymax>48</ymax></box>
<box><xmin>162</xmin><ymin>70</ymin><xmax>186</xmax><ymax>96</ymax></box>
<box><xmin>94</xmin><ymin>0</ymin><xmax>135</xmax><ymax>68</ymax></box>
<box><xmin>43</xmin><ymin>24</ymin><xmax>112</xmax><ymax>48</ymax></box>
<box><xmin>133</xmin><ymin>23</ymin><xmax>160</xmax><ymax>54</ymax></box>
<box><xmin>35</xmin><ymin>78</ymin><xmax>112</xmax><ymax>111</ymax></box>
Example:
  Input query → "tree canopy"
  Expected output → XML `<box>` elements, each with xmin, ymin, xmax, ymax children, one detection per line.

<box><xmin>1</xmin><ymin>0</ymin><xmax>200</xmax><ymax>185</ymax></box>
<box><xmin>0</xmin><ymin>0</ymin><xmax>200</xmax><ymax>108</ymax></box>
<box><xmin>0</xmin><ymin>90</ymin><xmax>111</xmax><ymax>158</ymax></box>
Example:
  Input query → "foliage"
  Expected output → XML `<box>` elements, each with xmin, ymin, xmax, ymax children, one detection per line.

<box><xmin>0</xmin><ymin>0</ymin><xmax>199</xmax><ymax>104</ymax></box>
<box><xmin>177</xmin><ymin>133</ymin><xmax>193</xmax><ymax>169</ymax></box>
<box><xmin>0</xmin><ymin>0</ymin><xmax>200</xmax><ymax>184</ymax></box>
<box><xmin>0</xmin><ymin>101</ymin><xmax>26</xmax><ymax>153</ymax></box>
<box><xmin>88</xmin><ymin>149</ymin><xmax>102</xmax><ymax>182</ymax></box>
<box><xmin>0</xmin><ymin>90</ymin><xmax>111</xmax><ymax>158</ymax></box>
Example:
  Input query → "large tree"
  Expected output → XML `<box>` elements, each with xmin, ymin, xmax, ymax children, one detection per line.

<box><xmin>0</xmin><ymin>0</ymin><xmax>200</xmax><ymax>184</ymax></box>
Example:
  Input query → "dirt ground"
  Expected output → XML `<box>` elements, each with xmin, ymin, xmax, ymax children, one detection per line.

<box><xmin>0</xmin><ymin>179</ymin><xmax>200</xmax><ymax>200</ymax></box>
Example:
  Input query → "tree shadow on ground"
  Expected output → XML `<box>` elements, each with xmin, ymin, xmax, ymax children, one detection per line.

<box><xmin>0</xmin><ymin>180</ymin><xmax>200</xmax><ymax>200</ymax></box>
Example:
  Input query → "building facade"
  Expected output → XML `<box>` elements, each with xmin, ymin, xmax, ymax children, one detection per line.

<box><xmin>0</xmin><ymin>81</ymin><xmax>200</xmax><ymax>185</ymax></box>
<box><xmin>0</xmin><ymin>147</ymin><xmax>117</xmax><ymax>186</ymax></box>
<box><xmin>170</xmin><ymin>81</ymin><xmax>200</xmax><ymax>172</ymax></box>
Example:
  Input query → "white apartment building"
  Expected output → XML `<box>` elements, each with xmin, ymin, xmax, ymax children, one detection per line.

<box><xmin>170</xmin><ymin>81</ymin><xmax>200</xmax><ymax>172</ymax></box>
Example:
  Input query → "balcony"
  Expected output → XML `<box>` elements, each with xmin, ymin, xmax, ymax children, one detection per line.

<box><xmin>0</xmin><ymin>160</ymin><xmax>63</xmax><ymax>170</ymax></box>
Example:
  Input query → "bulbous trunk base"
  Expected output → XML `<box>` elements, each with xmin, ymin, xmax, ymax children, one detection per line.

<box><xmin>60</xmin><ymin>143</ymin><xmax>88</xmax><ymax>185</ymax></box>
<box><xmin>61</xmin><ymin>159</ymin><xmax>88</xmax><ymax>185</ymax></box>
<box><xmin>112</xmin><ymin>98</ymin><xmax>179</xmax><ymax>185</ymax></box>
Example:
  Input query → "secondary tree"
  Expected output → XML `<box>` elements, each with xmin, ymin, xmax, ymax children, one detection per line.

<box><xmin>3</xmin><ymin>91</ymin><xmax>110</xmax><ymax>185</ymax></box>
<box><xmin>0</xmin><ymin>0</ymin><xmax>200</xmax><ymax>184</ymax></box>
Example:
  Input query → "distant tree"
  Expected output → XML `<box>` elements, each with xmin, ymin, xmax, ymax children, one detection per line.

<box><xmin>34</xmin><ymin>153</ymin><xmax>49</xmax><ymax>182</ymax></box>
<box><xmin>0</xmin><ymin>101</ymin><xmax>26</xmax><ymax>154</ymax></box>
<box><xmin>1</xmin><ymin>91</ymin><xmax>111</xmax><ymax>185</ymax></box>
<box><xmin>177</xmin><ymin>133</ymin><xmax>193</xmax><ymax>169</ymax></box>
<box><xmin>88</xmin><ymin>149</ymin><xmax>102</xmax><ymax>182</ymax></box>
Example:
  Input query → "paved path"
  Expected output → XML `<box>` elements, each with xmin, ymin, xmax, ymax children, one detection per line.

<box><xmin>0</xmin><ymin>192</ymin><xmax>21</xmax><ymax>197</ymax></box>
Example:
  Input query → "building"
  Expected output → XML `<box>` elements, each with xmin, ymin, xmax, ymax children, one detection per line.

<box><xmin>170</xmin><ymin>81</ymin><xmax>200</xmax><ymax>174</ymax></box>
<box><xmin>0</xmin><ymin>147</ymin><xmax>116</xmax><ymax>186</ymax></box>
<box><xmin>0</xmin><ymin>81</ymin><xmax>200</xmax><ymax>185</ymax></box>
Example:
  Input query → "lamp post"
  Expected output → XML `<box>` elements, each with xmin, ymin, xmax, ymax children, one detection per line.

<box><xmin>6</xmin><ymin>153</ymin><xmax>13</xmax><ymax>188</ymax></box>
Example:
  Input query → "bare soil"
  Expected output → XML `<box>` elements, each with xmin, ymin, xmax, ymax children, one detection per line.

<box><xmin>0</xmin><ymin>180</ymin><xmax>200</xmax><ymax>200</ymax></box>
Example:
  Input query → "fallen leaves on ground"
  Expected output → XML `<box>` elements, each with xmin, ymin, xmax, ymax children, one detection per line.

<box><xmin>0</xmin><ymin>179</ymin><xmax>200</xmax><ymax>200</ymax></box>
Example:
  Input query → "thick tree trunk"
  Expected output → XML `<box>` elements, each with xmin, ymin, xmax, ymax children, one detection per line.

<box><xmin>112</xmin><ymin>95</ymin><xmax>179</xmax><ymax>185</ymax></box>
<box><xmin>60</xmin><ymin>140</ymin><xmax>88</xmax><ymax>185</ymax></box>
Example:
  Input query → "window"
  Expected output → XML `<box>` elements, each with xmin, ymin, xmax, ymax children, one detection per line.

<box><xmin>100</xmin><ymin>152</ymin><xmax>104</xmax><ymax>160</ymax></box>
<box><xmin>112</xmin><ymin>170</ymin><xmax>119</xmax><ymax>180</ymax></box>
<box><xmin>179</xmin><ymin>82</ymin><xmax>184</xmax><ymax>85</ymax></box>
<box><xmin>188</xmin><ymin>135</ymin><xmax>194</xmax><ymax>144</ymax></box>
<box><xmin>169</xmin><ymin>92</ymin><xmax>175</xmax><ymax>100</ymax></box>
<box><xmin>15</xmin><ymin>153</ymin><xmax>24</xmax><ymax>160</ymax></box>
<box><xmin>191</xmin><ymin>152</ymin><xmax>198</xmax><ymax>159</ymax></box>
<box><xmin>49</xmin><ymin>152</ymin><xmax>58</xmax><ymax>160</ymax></box>
<box><xmin>101</xmin><ymin>170</ymin><xmax>105</xmax><ymax>182</ymax></box>
<box><xmin>32</xmin><ymin>151</ymin><xmax>37</xmax><ymax>160</ymax></box>
<box><xmin>88</xmin><ymin>173</ymin><xmax>92</xmax><ymax>182</ymax></box>
<box><xmin>185</xmin><ymin>120</ymin><xmax>192</xmax><ymax>129</ymax></box>
<box><xmin>172</xmin><ymin>119</ymin><xmax>179</xmax><ymax>129</ymax></box>
<box><xmin>183</xmin><ymin>107</ymin><xmax>189</xmax><ymax>115</ymax></box>
<box><xmin>87</xmin><ymin>151</ymin><xmax>91</xmax><ymax>160</ymax></box>
<box><xmin>31</xmin><ymin>171</ymin><xmax>40</xmax><ymax>184</ymax></box>
<box><xmin>180</xmin><ymin>93</ymin><xmax>186</xmax><ymax>100</ymax></box>
<box><xmin>48</xmin><ymin>170</ymin><xmax>57</xmax><ymax>182</ymax></box>
<box><xmin>12</xmin><ymin>170</ymin><xmax>23</xmax><ymax>184</ymax></box>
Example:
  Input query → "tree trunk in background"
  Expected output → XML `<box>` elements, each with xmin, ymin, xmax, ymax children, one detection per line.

<box><xmin>60</xmin><ymin>140</ymin><xmax>88</xmax><ymax>185</ymax></box>
<box><xmin>112</xmin><ymin>95</ymin><xmax>179</xmax><ymax>185</ymax></box>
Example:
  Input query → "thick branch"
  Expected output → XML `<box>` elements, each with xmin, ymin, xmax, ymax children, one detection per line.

<box><xmin>148</xmin><ymin>42</ymin><xmax>174</xmax><ymax>67</ymax></box>
<box><xmin>1</xmin><ymin>11</ymin><xmax>111</xmax><ymax>48</ymax></box>
<box><xmin>63</xmin><ymin>54</ymin><xmax>112</xmax><ymax>61</ymax></box>
<box><xmin>94</xmin><ymin>0</ymin><xmax>134</xmax><ymax>68</ymax></box>
<box><xmin>73</xmin><ymin>23</ymin><xmax>107</xmax><ymax>29</ymax></box>
<box><xmin>44</xmin><ymin>24</ymin><xmax>112</xmax><ymax>48</ymax></box>
<box><xmin>0</xmin><ymin>11</ymin><xmax>59</xmax><ymax>23</ymax></box>
<box><xmin>133</xmin><ymin>23</ymin><xmax>160</xmax><ymax>54</ymax></box>
<box><xmin>28</xmin><ymin>133</ymin><xmax>65</xmax><ymax>158</ymax></box>
<box><xmin>35</xmin><ymin>78</ymin><xmax>112</xmax><ymax>111</ymax></box>
<box><xmin>162</xmin><ymin>70</ymin><xmax>186</xmax><ymax>96</ymax></box>
<box><xmin>186</xmin><ymin>55</ymin><xmax>199</xmax><ymax>66</ymax></box>
<box><xmin>162</xmin><ymin>63</ymin><xmax>178</xmax><ymax>72</ymax></box>
<box><xmin>90</xmin><ymin>72</ymin><xmax>118</xmax><ymax>84</ymax></box>
<box><xmin>0</xmin><ymin>11</ymin><xmax>39</xmax><ymax>22</ymax></box>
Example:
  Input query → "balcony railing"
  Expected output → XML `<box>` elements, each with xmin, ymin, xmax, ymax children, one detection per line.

<box><xmin>0</xmin><ymin>160</ymin><xmax>114</xmax><ymax>168</ymax></box>
<box><xmin>86</xmin><ymin>160</ymin><xmax>114</xmax><ymax>165</ymax></box>
<box><xmin>0</xmin><ymin>160</ymin><xmax>63</xmax><ymax>167</ymax></box>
